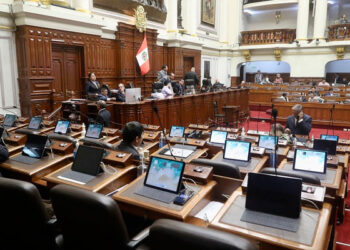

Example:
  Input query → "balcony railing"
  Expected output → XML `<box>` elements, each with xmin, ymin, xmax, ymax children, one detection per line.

<box><xmin>241</xmin><ymin>29</ymin><xmax>296</xmax><ymax>45</ymax></box>
<box><xmin>328</xmin><ymin>24</ymin><xmax>350</xmax><ymax>41</ymax></box>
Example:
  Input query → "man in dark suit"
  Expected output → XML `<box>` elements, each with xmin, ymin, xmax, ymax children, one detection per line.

<box><xmin>115</xmin><ymin>83</ymin><xmax>126</xmax><ymax>102</ymax></box>
<box><xmin>184</xmin><ymin>67</ymin><xmax>199</xmax><ymax>86</ymax></box>
<box><xmin>285</xmin><ymin>104</ymin><xmax>312</xmax><ymax>136</ymax></box>
<box><xmin>96</xmin><ymin>101</ymin><xmax>111</xmax><ymax>127</ymax></box>
<box><xmin>116</xmin><ymin>121</ymin><xmax>144</xmax><ymax>161</ymax></box>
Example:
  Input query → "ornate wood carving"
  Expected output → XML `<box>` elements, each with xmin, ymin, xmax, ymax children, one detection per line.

<box><xmin>328</xmin><ymin>24</ymin><xmax>350</xmax><ymax>41</ymax></box>
<box><xmin>241</xmin><ymin>29</ymin><xmax>296</xmax><ymax>45</ymax></box>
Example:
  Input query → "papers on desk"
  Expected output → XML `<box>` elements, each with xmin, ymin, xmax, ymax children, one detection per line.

<box><xmin>163</xmin><ymin>148</ymin><xmax>193</xmax><ymax>158</ymax></box>
<box><xmin>195</xmin><ymin>201</ymin><xmax>224</xmax><ymax>222</ymax></box>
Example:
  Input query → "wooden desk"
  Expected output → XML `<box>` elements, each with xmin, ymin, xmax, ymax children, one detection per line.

<box><xmin>142</xmin><ymin>131</ymin><xmax>161</xmax><ymax>142</ymax></box>
<box><xmin>210</xmin><ymin>190</ymin><xmax>331</xmax><ymax>250</ymax></box>
<box><xmin>44</xmin><ymin>163</ymin><xmax>137</xmax><ymax>195</ymax></box>
<box><xmin>151</xmin><ymin>146</ymin><xmax>208</xmax><ymax>164</ymax></box>
<box><xmin>113</xmin><ymin>174</ymin><xmax>217</xmax><ymax>221</ymax></box>
<box><xmin>169</xmin><ymin>138</ymin><xmax>207</xmax><ymax>148</ymax></box>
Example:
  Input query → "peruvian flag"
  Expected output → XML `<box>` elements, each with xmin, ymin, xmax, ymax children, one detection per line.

<box><xmin>136</xmin><ymin>35</ymin><xmax>150</xmax><ymax>75</ymax></box>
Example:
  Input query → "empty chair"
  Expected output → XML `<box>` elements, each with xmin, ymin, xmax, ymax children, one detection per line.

<box><xmin>144</xmin><ymin>219</ymin><xmax>256</xmax><ymax>250</ymax></box>
<box><xmin>50</xmin><ymin>184</ymin><xmax>147</xmax><ymax>250</ymax></box>
<box><xmin>213</xmin><ymin>101</ymin><xmax>225</xmax><ymax>125</ymax></box>
<box><xmin>0</xmin><ymin>177</ymin><xmax>57</xmax><ymax>250</ymax></box>
<box><xmin>191</xmin><ymin>158</ymin><xmax>241</xmax><ymax>179</ymax></box>
<box><xmin>261</xmin><ymin>168</ymin><xmax>321</xmax><ymax>185</ymax></box>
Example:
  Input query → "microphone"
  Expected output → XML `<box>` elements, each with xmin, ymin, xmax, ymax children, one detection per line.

<box><xmin>256</xmin><ymin>103</ymin><xmax>261</xmax><ymax>134</ymax></box>
<box><xmin>272</xmin><ymin>108</ymin><xmax>278</xmax><ymax>175</ymax></box>
<box><xmin>326</xmin><ymin>103</ymin><xmax>335</xmax><ymax>136</ymax></box>
<box><xmin>152</xmin><ymin>106</ymin><xmax>177</xmax><ymax>161</ymax></box>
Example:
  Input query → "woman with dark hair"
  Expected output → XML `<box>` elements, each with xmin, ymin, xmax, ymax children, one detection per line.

<box><xmin>116</xmin><ymin>121</ymin><xmax>144</xmax><ymax>160</ymax></box>
<box><xmin>86</xmin><ymin>72</ymin><xmax>101</xmax><ymax>100</ymax></box>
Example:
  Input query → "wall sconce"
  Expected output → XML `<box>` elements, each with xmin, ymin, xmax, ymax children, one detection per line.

<box><xmin>275</xmin><ymin>11</ymin><xmax>281</xmax><ymax>24</ymax></box>
<box><xmin>316</xmin><ymin>38</ymin><xmax>320</xmax><ymax>45</ymax></box>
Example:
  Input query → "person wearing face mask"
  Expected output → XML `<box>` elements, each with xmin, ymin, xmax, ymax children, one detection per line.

<box><xmin>116</xmin><ymin>121</ymin><xmax>144</xmax><ymax>161</ymax></box>
<box><xmin>284</xmin><ymin>104</ymin><xmax>312</xmax><ymax>136</ymax></box>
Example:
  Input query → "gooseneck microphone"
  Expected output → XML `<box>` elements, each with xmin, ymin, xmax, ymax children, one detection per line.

<box><xmin>152</xmin><ymin>106</ymin><xmax>178</xmax><ymax>161</ymax></box>
<box><xmin>272</xmin><ymin>108</ymin><xmax>278</xmax><ymax>175</ymax></box>
<box><xmin>326</xmin><ymin>103</ymin><xmax>335</xmax><ymax>136</ymax></box>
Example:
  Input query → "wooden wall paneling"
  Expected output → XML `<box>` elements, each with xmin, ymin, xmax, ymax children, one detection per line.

<box><xmin>167</xmin><ymin>98</ymin><xmax>181</xmax><ymax>126</ymax></box>
<box><xmin>139</xmin><ymin>102</ymin><xmax>153</xmax><ymax>125</ymax></box>
<box><xmin>180</xmin><ymin>96</ymin><xmax>192</xmax><ymax>126</ymax></box>
<box><xmin>231</xmin><ymin>77</ymin><xmax>240</xmax><ymax>87</ymax></box>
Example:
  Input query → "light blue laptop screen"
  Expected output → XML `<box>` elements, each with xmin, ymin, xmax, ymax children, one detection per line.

<box><xmin>210</xmin><ymin>130</ymin><xmax>227</xmax><ymax>144</ymax></box>
<box><xmin>294</xmin><ymin>149</ymin><xmax>326</xmax><ymax>174</ymax></box>
<box><xmin>320</xmin><ymin>134</ymin><xmax>338</xmax><ymax>142</ymax></box>
<box><xmin>259</xmin><ymin>135</ymin><xmax>278</xmax><ymax>150</ymax></box>
<box><xmin>169</xmin><ymin>126</ymin><xmax>185</xmax><ymax>137</ymax></box>
<box><xmin>224</xmin><ymin>140</ymin><xmax>250</xmax><ymax>161</ymax></box>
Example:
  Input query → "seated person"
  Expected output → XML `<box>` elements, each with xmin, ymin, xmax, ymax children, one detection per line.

<box><xmin>98</xmin><ymin>87</ymin><xmax>116</xmax><ymax>101</ymax></box>
<box><xmin>279</xmin><ymin>93</ymin><xmax>289</xmax><ymax>102</ymax></box>
<box><xmin>161</xmin><ymin>80</ymin><xmax>174</xmax><ymax>98</ymax></box>
<box><xmin>308</xmin><ymin>93</ymin><xmax>324</xmax><ymax>103</ymax></box>
<box><xmin>261</xmin><ymin>76</ymin><xmax>270</xmax><ymax>85</ymax></box>
<box><xmin>318</xmin><ymin>79</ymin><xmax>330</xmax><ymax>86</ymax></box>
<box><xmin>274</xmin><ymin>74</ymin><xmax>283</xmax><ymax>84</ymax></box>
<box><xmin>285</xmin><ymin>104</ymin><xmax>312</xmax><ymax>136</ymax></box>
<box><xmin>212</xmin><ymin>79</ymin><xmax>224</xmax><ymax>89</ymax></box>
<box><xmin>271</xmin><ymin>123</ymin><xmax>292</xmax><ymax>143</ymax></box>
<box><xmin>115</xmin><ymin>83</ymin><xmax>126</xmax><ymax>102</ymax></box>
<box><xmin>116</xmin><ymin>121</ymin><xmax>144</xmax><ymax>161</ymax></box>
<box><xmin>96</xmin><ymin>100</ymin><xmax>111</xmax><ymax>127</ymax></box>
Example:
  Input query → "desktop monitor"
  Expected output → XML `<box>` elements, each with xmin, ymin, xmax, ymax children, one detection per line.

<box><xmin>320</xmin><ymin>134</ymin><xmax>339</xmax><ymax>142</ymax></box>
<box><xmin>85</xmin><ymin>123</ymin><xmax>103</xmax><ymax>139</ymax></box>
<box><xmin>71</xmin><ymin>145</ymin><xmax>105</xmax><ymax>176</ymax></box>
<box><xmin>223</xmin><ymin>140</ymin><xmax>251</xmax><ymax>162</ymax></box>
<box><xmin>245</xmin><ymin>172</ymin><xmax>302</xmax><ymax>218</ymax></box>
<box><xmin>210</xmin><ymin>130</ymin><xmax>228</xmax><ymax>144</ymax></box>
<box><xmin>313</xmin><ymin>139</ymin><xmax>337</xmax><ymax>156</ymax></box>
<box><xmin>293</xmin><ymin>149</ymin><xmax>327</xmax><ymax>175</ymax></box>
<box><xmin>3</xmin><ymin>114</ymin><xmax>16</xmax><ymax>127</ymax></box>
<box><xmin>22</xmin><ymin>134</ymin><xmax>48</xmax><ymax>159</ymax></box>
<box><xmin>258</xmin><ymin>135</ymin><xmax>278</xmax><ymax>150</ymax></box>
<box><xmin>54</xmin><ymin>120</ymin><xmax>70</xmax><ymax>134</ymax></box>
<box><xmin>125</xmin><ymin>88</ymin><xmax>141</xmax><ymax>103</ymax></box>
<box><xmin>144</xmin><ymin>156</ymin><xmax>185</xmax><ymax>193</ymax></box>
<box><xmin>169</xmin><ymin>126</ymin><xmax>185</xmax><ymax>138</ymax></box>
<box><xmin>28</xmin><ymin>117</ymin><xmax>42</xmax><ymax>130</ymax></box>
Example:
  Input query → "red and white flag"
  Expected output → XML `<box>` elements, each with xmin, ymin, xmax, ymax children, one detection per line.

<box><xmin>136</xmin><ymin>35</ymin><xmax>150</xmax><ymax>75</ymax></box>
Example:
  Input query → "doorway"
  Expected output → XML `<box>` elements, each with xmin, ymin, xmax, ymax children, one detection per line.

<box><xmin>183</xmin><ymin>56</ymin><xmax>194</xmax><ymax>75</ymax></box>
<box><xmin>52</xmin><ymin>44</ymin><xmax>83</xmax><ymax>109</ymax></box>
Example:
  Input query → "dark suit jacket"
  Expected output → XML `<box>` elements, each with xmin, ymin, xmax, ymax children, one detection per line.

<box><xmin>96</xmin><ymin>108</ymin><xmax>111</xmax><ymax>127</ymax></box>
<box><xmin>285</xmin><ymin>114</ymin><xmax>312</xmax><ymax>136</ymax></box>
<box><xmin>116</xmin><ymin>141</ymin><xmax>140</xmax><ymax>160</ymax></box>
<box><xmin>184</xmin><ymin>71</ymin><xmax>199</xmax><ymax>85</ymax></box>
<box><xmin>86</xmin><ymin>80</ymin><xmax>101</xmax><ymax>96</ymax></box>
<box><xmin>115</xmin><ymin>91</ymin><xmax>125</xmax><ymax>102</ymax></box>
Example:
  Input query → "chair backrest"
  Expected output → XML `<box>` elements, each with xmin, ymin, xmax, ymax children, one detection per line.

<box><xmin>81</xmin><ymin>137</ymin><xmax>115</xmax><ymax>150</ymax></box>
<box><xmin>0</xmin><ymin>177</ymin><xmax>51</xmax><ymax>250</ymax></box>
<box><xmin>191</xmin><ymin>158</ymin><xmax>241</xmax><ymax>179</ymax></box>
<box><xmin>261</xmin><ymin>168</ymin><xmax>321</xmax><ymax>185</ymax></box>
<box><xmin>147</xmin><ymin>219</ymin><xmax>256</xmax><ymax>250</ymax></box>
<box><xmin>50</xmin><ymin>184</ymin><xmax>129</xmax><ymax>250</ymax></box>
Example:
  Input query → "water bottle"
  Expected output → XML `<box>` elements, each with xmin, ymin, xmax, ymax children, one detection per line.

<box><xmin>159</xmin><ymin>133</ymin><xmax>165</xmax><ymax>148</ymax></box>
<box><xmin>81</xmin><ymin>123</ymin><xmax>86</xmax><ymax>137</ymax></box>
<box><xmin>137</xmin><ymin>147</ymin><xmax>146</xmax><ymax>176</ymax></box>
<box><xmin>241</xmin><ymin>127</ymin><xmax>245</xmax><ymax>137</ymax></box>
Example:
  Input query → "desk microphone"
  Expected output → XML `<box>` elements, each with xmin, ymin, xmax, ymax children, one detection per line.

<box><xmin>326</xmin><ymin>104</ymin><xmax>335</xmax><ymax>136</ymax></box>
<box><xmin>256</xmin><ymin>103</ymin><xmax>261</xmax><ymax>134</ymax></box>
<box><xmin>152</xmin><ymin>106</ymin><xmax>178</xmax><ymax>161</ymax></box>
<box><xmin>272</xmin><ymin>108</ymin><xmax>278</xmax><ymax>175</ymax></box>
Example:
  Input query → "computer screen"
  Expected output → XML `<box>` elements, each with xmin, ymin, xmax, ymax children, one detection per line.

<box><xmin>71</xmin><ymin>145</ymin><xmax>105</xmax><ymax>176</ymax></box>
<box><xmin>224</xmin><ymin>140</ymin><xmax>251</xmax><ymax>162</ymax></box>
<box><xmin>320</xmin><ymin>134</ymin><xmax>339</xmax><ymax>142</ymax></box>
<box><xmin>210</xmin><ymin>130</ymin><xmax>228</xmax><ymax>144</ymax></box>
<box><xmin>258</xmin><ymin>135</ymin><xmax>278</xmax><ymax>150</ymax></box>
<box><xmin>169</xmin><ymin>126</ymin><xmax>185</xmax><ymax>138</ymax></box>
<box><xmin>313</xmin><ymin>139</ymin><xmax>337</xmax><ymax>155</ymax></box>
<box><xmin>125</xmin><ymin>88</ymin><xmax>141</xmax><ymax>103</ymax></box>
<box><xmin>22</xmin><ymin>134</ymin><xmax>47</xmax><ymax>159</ymax></box>
<box><xmin>3</xmin><ymin>114</ymin><xmax>16</xmax><ymax>127</ymax></box>
<box><xmin>144</xmin><ymin>156</ymin><xmax>185</xmax><ymax>193</ymax></box>
<box><xmin>85</xmin><ymin>124</ymin><xmax>103</xmax><ymax>139</ymax></box>
<box><xmin>54</xmin><ymin>120</ymin><xmax>70</xmax><ymax>134</ymax></box>
<box><xmin>28</xmin><ymin>117</ymin><xmax>42</xmax><ymax>130</ymax></box>
<box><xmin>293</xmin><ymin>149</ymin><xmax>327</xmax><ymax>174</ymax></box>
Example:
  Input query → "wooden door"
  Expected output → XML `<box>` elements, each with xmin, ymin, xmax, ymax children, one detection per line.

<box><xmin>183</xmin><ymin>56</ymin><xmax>194</xmax><ymax>75</ymax></box>
<box><xmin>52</xmin><ymin>45</ymin><xmax>82</xmax><ymax>107</ymax></box>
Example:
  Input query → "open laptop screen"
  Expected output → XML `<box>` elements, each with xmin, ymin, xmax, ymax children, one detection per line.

<box><xmin>22</xmin><ymin>134</ymin><xmax>47</xmax><ymax>159</ymax></box>
<box><xmin>169</xmin><ymin>126</ymin><xmax>185</xmax><ymax>138</ymax></box>
<box><xmin>210</xmin><ymin>130</ymin><xmax>228</xmax><ymax>144</ymax></box>
<box><xmin>54</xmin><ymin>120</ymin><xmax>70</xmax><ymax>134</ymax></box>
<box><xmin>28</xmin><ymin>117</ymin><xmax>42</xmax><ymax>130</ymax></box>
<box><xmin>320</xmin><ymin>134</ymin><xmax>338</xmax><ymax>142</ymax></box>
<box><xmin>258</xmin><ymin>135</ymin><xmax>278</xmax><ymax>150</ymax></box>
<box><xmin>71</xmin><ymin>145</ymin><xmax>105</xmax><ymax>176</ymax></box>
<box><xmin>224</xmin><ymin>140</ymin><xmax>251</xmax><ymax>162</ymax></box>
<box><xmin>85</xmin><ymin>124</ymin><xmax>103</xmax><ymax>139</ymax></box>
<box><xmin>3</xmin><ymin>114</ymin><xmax>16</xmax><ymax>127</ymax></box>
<box><xmin>144</xmin><ymin>156</ymin><xmax>185</xmax><ymax>193</ymax></box>
<box><xmin>313</xmin><ymin>139</ymin><xmax>337</xmax><ymax>155</ymax></box>
<box><xmin>293</xmin><ymin>149</ymin><xmax>327</xmax><ymax>174</ymax></box>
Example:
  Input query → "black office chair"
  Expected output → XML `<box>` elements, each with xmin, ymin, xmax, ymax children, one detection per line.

<box><xmin>16</xmin><ymin>127</ymin><xmax>40</xmax><ymax>135</ymax></box>
<box><xmin>50</xmin><ymin>184</ymin><xmax>148</xmax><ymax>250</ymax></box>
<box><xmin>191</xmin><ymin>158</ymin><xmax>241</xmax><ymax>179</ymax></box>
<box><xmin>48</xmin><ymin>134</ymin><xmax>77</xmax><ymax>144</ymax></box>
<box><xmin>261</xmin><ymin>168</ymin><xmax>321</xmax><ymax>185</ymax></box>
<box><xmin>145</xmin><ymin>219</ymin><xmax>256</xmax><ymax>250</ymax></box>
<box><xmin>0</xmin><ymin>177</ymin><xmax>58</xmax><ymax>250</ymax></box>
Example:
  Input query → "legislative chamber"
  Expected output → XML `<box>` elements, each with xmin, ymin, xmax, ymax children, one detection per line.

<box><xmin>0</xmin><ymin>0</ymin><xmax>350</xmax><ymax>249</ymax></box>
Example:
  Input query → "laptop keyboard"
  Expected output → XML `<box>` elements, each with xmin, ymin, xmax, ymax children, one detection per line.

<box><xmin>222</xmin><ymin>159</ymin><xmax>250</xmax><ymax>167</ymax></box>
<box><xmin>135</xmin><ymin>186</ymin><xmax>178</xmax><ymax>204</ymax></box>
<box><xmin>12</xmin><ymin>155</ymin><xmax>41</xmax><ymax>165</ymax></box>
<box><xmin>58</xmin><ymin>170</ymin><xmax>95</xmax><ymax>184</ymax></box>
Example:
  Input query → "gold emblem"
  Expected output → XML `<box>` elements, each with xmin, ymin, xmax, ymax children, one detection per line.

<box><xmin>134</xmin><ymin>5</ymin><xmax>147</xmax><ymax>33</ymax></box>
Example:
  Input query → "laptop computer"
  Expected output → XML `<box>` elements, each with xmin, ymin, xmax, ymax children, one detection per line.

<box><xmin>258</xmin><ymin>135</ymin><xmax>278</xmax><ymax>154</ymax></box>
<box><xmin>135</xmin><ymin>156</ymin><xmax>186</xmax><ymax>203</ymax></box>
<box><xmin>28</xmin><ymin>117</ymin><xmax>42</xmax><ymax>130</ymax></box>
<box><xmin>222</xmin><ymin>140</ymin><xmax>251</xmax><ymax>167</ymax></box>
<box><xmin>169</xmin><ymin>126</ymin><xmax>185</xmax><ymax>141</ymax></box>
<box><xmin>320</xmin><ymin>134</ymin><xmax>339</xmax><ymax>142</ymax></box>
<box><xmin>2</xmin><ymin>114</ymin><xmax>17</xmax><ymax>128</ymax></box>
<box><xmin>53</xmin><ymin>120</ymin><xmax>70</xmax><ymax>135</ymax></box>
<box><xmin>12</xmin><ymin>134</ymin><xmax>48</xmax><ymax>164</ymax></box>
<box><xmin>293</xmin><ymin>148</ymin><xmax>327</xmax><ymax>180</ymax></box>
<box><xmin>58</xmin><ymin>145</ymin><xmax>105</xmax><ymax>185</ymax></box>
<box><xmin>209</xmin><ymin>130</ymin><xmax>227</xmax><ymax>146</ymax></box>
<box><xmin>313</xmin><ymin>139</ymin><xmax>337</xmax><ymax>156</ymax></box>
<box><xmin>85</xmin><ymin>123</ymin><xmax>103</xmax><ymax>139</ymax></box>
<box><xmin>241</xmin><ymin>172</ymin><xmax>302</xmax><ymax>232</ymax></box>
